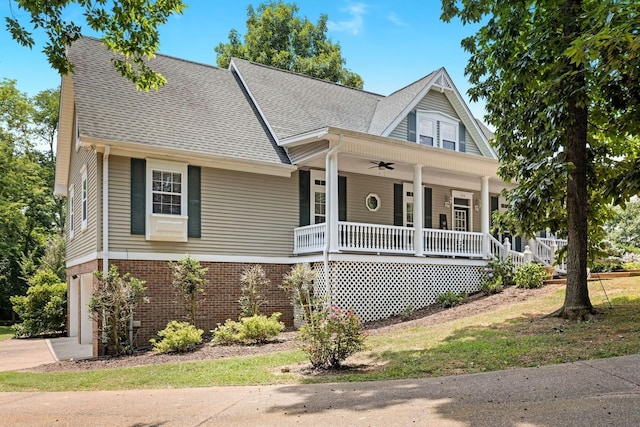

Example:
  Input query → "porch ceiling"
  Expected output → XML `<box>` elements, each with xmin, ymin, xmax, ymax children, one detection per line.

<box><xmin>289</xmin><ymin>127</ymin><xmax>510</xmax><ymax>193</ymax></box>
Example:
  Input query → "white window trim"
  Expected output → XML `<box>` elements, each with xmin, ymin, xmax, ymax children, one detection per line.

<box><xmin>416</xmin><ymin>110</ymin><xmax>460</xmax><ymax>151</ymax></box>
<box><xmin>80</xmin><ymin>165</ymin><xmax>88</xmax><ymax>231</ymax></box>
<box><xmin>403</xmin><ymin>183</ymin><xmax>414</xmax><ymax>227</ymax></box>
<box><xmin>451</xmin><ymin>190</ymin><xmax>473</xmax><ymax>232</ymax></box>
<box><xmin>68</xmin><ymin>185</ymin><xmax>75</xmax><ymax>239</ymax></box>
<box><xmin>145</xmin><ymin>158</ymin><xmax>189</xmax><ymax>242</ymax></box>
<box><xmin>310</xmin><ymin>169</ymin><xmax>326</xmax><ymax>225</ymax></box>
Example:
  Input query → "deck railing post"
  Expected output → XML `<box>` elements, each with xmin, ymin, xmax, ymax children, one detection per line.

<box><xmin>550</xmin><ymin>241</ymin><xmax>557</xmax><ymax>266</ymax></box>
<box><xmin>503</xmin><ymin>237</ymin><xmax>511</xmax><ymax>259</ymax></box>
<box><xmin>523</xmin><ymin>245</ymin><xmax>532</xmax><ymax>263</ymax></box>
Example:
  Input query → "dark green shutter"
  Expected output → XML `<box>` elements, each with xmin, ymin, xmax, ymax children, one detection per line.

<box><xmin>130</xmin><ymin>158</ymin><xmax>146</xmax><ymax>235</ymax></box>
<box><xmin>423</xmin><ymin>187</ymin><xmax>432</xmax><ymax>228</ymax></box>
<box><xmin>187</xmin><ymin>166</ymin><xmax>201</xmax><ymax>238</ymax></box>
<box><xmin>490</xmin><ymin>195</ymin><xmax>499</xmax><ymax>228</ymax></box>
<box><xmin>407</xmin><ymin>111</ymin><xmax>416</xmax><ymax>142</ymax></box>
<box><xmin>338</xmin><ymin>175</ymin><xmax>347</xmax><ymax>221</ymax></box>
<box><xmin>459</xmin><ymin>123</ymin><xmax>466</xmax><ymax>152</ymax></box>
<box><xmin>393</xmin><ymin>183</ymin><xmax>403</xmax><ymax>226</ymax></box>
<box><xmin>299</xmin><ymin>170</ymin><xmax>310</xmax><ymax>226</ymax></box>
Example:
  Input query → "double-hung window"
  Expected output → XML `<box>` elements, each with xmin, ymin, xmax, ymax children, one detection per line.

<box><xmin>145</xmin><ymin>159</ymin><xmax>189</xmax><ymax>241</ymax></box>
<box><xmin>68</xmin><ymin>185</ymin><xmax>75</xmax><ymax>239</ymax></box>
<box><xmin>416</xmin><ymin>111</ymin><xmax>460</xmax><ymax>151</ymax></box>
<box><xmin>80</xmin><ymin>165</ymin><xmax>88</xmax><ymax>231</ymax></box>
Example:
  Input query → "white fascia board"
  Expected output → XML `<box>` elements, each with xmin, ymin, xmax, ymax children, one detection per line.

<box><xmin>54</xmin><ymin>74</ymin><xmax>74</xmax><ymax>194</ymax></box>
<box><xmin>83</xmin><ymin>137</ymin><xmax>297</xmax><ymax>178</ymax></box>
<box><xmin>229</xmin><ymin>59</ymin><xmax>281</xmax><ymax>146</ymax></box>
<box><xmin>278</xmin><ymin>127</ymin><xmax>330</xmax><ymax>147</ymax></box>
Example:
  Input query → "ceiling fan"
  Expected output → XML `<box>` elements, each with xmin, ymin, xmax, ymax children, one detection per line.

<box><xmin>370</xmin><ymin>161</ymin><xmax>395</xmax><ymax>170</ymax></box>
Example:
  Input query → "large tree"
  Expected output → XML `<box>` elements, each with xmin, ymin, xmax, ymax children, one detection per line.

<box><xmin>0</xmin><ymin>80</ymin><xmax>61</xmax><ymax>319</ymax></box>
<box><xmin>5</xmin><ymin>0</ymin><xmax>186</xmax><ymax>90</ymax></box>
<box><xmin>441</xmin><ymin>0</ymin><xmax>640</xmax><ymax>319</ymax></box>
<box><xmin>215</xmin><ymin>1</ymin><xmax>363</xmax><ymax>89</ymax></box>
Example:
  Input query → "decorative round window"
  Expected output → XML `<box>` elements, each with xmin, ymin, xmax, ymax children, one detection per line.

<box><xmin>365</xmin><ymin>193</ymin><xmax>381</xmax><ymax>212</ymax></box>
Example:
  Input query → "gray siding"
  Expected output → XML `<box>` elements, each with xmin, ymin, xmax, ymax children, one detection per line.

<box><xmin>66</xmin><ymin>135</ymin><xmax>100</xmax><ymax>261</ymax></box>
<box><xmin>108</xmin><ymin>156</ymin><xmax>298</xmax><ymax>256</ymax></box>
<box><xmin>343</xmin><ymin>172</ymin><xmax>395</xmax><ymax>225</ymax></box>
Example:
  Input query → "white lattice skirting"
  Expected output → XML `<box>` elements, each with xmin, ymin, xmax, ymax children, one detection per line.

<box><xmin>312</xmin><ymin>260</ymin><xmax>483</xmax><ymax>322</ymax></box>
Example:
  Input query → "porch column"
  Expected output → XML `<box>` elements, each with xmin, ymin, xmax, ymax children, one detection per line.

<box><xmin>413</xmin><ymin>164</ymin><xmax>423</xmax><ymax>256</ymax></box>
<box><xmin>326</xmin><ymin>149</ymin><xmax>340</xmax><ymax>253</ymax></box>
<box><xmin>481</xmin><ymin>176</ymin><xmax>490</xmax><ymax>258</ymax></box>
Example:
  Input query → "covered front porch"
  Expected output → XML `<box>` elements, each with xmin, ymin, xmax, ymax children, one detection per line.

<box><xmin>295</xmin><ymin>222</ymin><xmax>486</xmax><ymax>258</ymax></box>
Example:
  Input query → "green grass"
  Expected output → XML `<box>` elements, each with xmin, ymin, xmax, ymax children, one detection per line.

<box><xmin>1</xmin><ymin>277</ymin><xmax>639</xmax><ymax>392</ymax></box>
<box><xmin>0</xmin><ymin>326</ymin><xmax>13</xmax><ymax>342</ymax></box>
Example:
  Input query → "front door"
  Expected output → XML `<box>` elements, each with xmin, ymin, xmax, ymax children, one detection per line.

<box><xmin>402</xmin><ymin>183</ymin><xmax>414</xmax><ymax>227</ymax></box>
<box><xmin>451</xmin><ymin>190</ymin><xmax>473</xmax><ymax>232</ymax></box>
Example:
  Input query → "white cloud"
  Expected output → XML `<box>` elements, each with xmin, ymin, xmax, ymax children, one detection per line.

<box><xmin>387</xmin><ymin>12</ymin><xmax>405</xmax><ymax>27</ymax></box>
<box><xmin>328</xmin><ymin>2</ymin><xmax>368</xmax><ymax>35</ymax></box>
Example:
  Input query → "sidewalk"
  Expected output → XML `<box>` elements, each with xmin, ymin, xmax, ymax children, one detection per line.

<box><xmin>1</xmin><ymin>354</ymin><xmax>639</xmax><ymax>426</ymax></box>
<box><xmin>0</xmin><ymin>337</ymin><xmax>92</xmax><ymax>371</ymax></box>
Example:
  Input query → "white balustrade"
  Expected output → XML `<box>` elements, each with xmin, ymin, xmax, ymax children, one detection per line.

<box><xmin>293</xmin><ymin>223</ymin><xmax>326</xmax><ymax>254</ymax></box>
<box><xmin>338</xmin><ymin>222</ymin><xmax>414</xmax><ymax>254</ymax></box>
<box><xmin>422</xmin><ymin>229</ymin><xmax>484</xmax><ymax>257</ymax></box>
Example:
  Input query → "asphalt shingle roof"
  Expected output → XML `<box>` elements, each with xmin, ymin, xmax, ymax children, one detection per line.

<box><xmin>68</xmin><ymin>37</ymin><xmax>288</xmax><ymax>165</ymax></box>
<box><xmin>231</xmin><ymin>58</ymin><xmax>383</xmax><ymax>140</ymax></box>
<box><xmin>367</xmin><ymin>71</ymin><xmax>437</xmax><ymax>135</ymax></box>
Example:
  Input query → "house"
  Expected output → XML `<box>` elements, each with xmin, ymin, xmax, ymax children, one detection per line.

<box><xmin>55</xmin><ymin>37</ymin><xmax>560</xmax><ymax>355</ymax></box>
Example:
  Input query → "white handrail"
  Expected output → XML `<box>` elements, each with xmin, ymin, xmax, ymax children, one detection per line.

<box><xmin>423</xmin><ymin>229</ymin><xmax>484</xmax><ymax>257</ymax></box>
<box><xmin>294</xmin><ymin>223</ymin><xmax>326</xmax><ymax>254</ymax></box>
<box><xmin>338</xmin><ymin>222</ymin><xmax>414</xmax><ymax>253</ymax></box>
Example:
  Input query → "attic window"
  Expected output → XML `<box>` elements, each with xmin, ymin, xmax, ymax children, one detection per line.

<box><xmin>416</xmin><ymin>111</ymin><xmax>460</xmax><ymax>151</ymax></box>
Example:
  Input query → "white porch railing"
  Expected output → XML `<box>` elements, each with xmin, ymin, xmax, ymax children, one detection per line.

<box><xmin>294</xmin><ymin>222</ymin><xmax>483</xmax><ymax>256</ymax></box>
<box><xmin>294</xmin><ymin>223</ymin><xmax>326</xmax><ymax>254</ymax></box>
<box><xmin>338</xmin><ymin>222</ymin><xmax>414</xmax><ymax>254</ymax></box>
<box><xmin>294</xmin><ymin>223</ymin><xmax>567</xmax><ymax>271</ymax></box>
<box><xmin>423</xmin><ymin>229</ymin><xmax>484</xmax><ymax>257</ymax></box>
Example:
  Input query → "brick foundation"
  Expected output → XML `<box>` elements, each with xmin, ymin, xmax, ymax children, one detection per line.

<box><xmin>109</xmin><ymin>260</ymin><xmax>294</xmax><ymax>352</ymax></box>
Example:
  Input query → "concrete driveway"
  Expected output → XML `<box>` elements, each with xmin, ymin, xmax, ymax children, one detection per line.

<box><xmin>0</xmin><ymin>337</ymin><xmax>92</xmax><ymax>372</ymax></box>
<box><xmin>1</xmin><ymin>354</ymin><xmax>639</xmax><ymax>426</ymax></box>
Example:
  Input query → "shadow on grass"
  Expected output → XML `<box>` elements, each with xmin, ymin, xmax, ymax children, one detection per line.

<box><xmin>302</xmin><ymin>296</ymin><xmax>640</xmax><ymax>383</ymax></box>
<box><xmin>263</xmin><ymin>298</ymin><xmax>640</xmax><ymax>425</ymax></box>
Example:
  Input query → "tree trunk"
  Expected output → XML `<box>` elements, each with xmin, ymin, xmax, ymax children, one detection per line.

<box><xmin>554</xmin><ymin>0</ymin><xmax>594</xmax><ymax>320</ymax></box>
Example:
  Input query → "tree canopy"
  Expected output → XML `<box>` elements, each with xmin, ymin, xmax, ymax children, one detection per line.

<box><xmin>215</xmin><ymin>1</ymin><xmax>363</xmax><ymax>89</ymax></box>
<box><xmin>0</xmin><ymin>79</ymin><xmax>61</xmax><ymax>320</ymax></box>
<box><xmin>441</xmin><ymin>0</ymin><xmax>640</xmax><ymax>319</ymax></box>
<box><xmin>5</xmin><ymin>0</ymin><xmax>186</xmax><ymax>91</ymax></box>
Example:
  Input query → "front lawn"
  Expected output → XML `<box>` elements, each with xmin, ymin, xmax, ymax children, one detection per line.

<box><xmin>1</xmin><ymin>277</ymin><xmax>638</xmax><ymax>391</ymax></box>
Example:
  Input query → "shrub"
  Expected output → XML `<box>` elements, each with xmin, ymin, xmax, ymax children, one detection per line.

<box><xmin>481</xmin><ymin>256</ymin><xmax>514</xmax><ymax>294</ymax></box>
<box><xmin>514</xmin><ymin>263</ymin><xmax>547</xmax><ymax>289</ymax></box>
<box><xmin>89</xmin><ymin>266</ymin><xmax>147</xmax><ymax>355</ymax></box>
<box><xmin>11</xmin><ymin>269</ymin><xmax>67</xmax><ymax>337</ymax></box>
<box><xmin>170</xmin><ymin>255</ymin><xmax>207</xmax><ymax>326</ymax></box>
<box><xmin>591</xmin><ymin>256</ymin><xmax>624</xmax><ymax>273</ymax></box>
<box><xmin>151</xmin><ymin>321</ymin><xmax>203</xmax><ymax>354</ymax></box>
<box><xmin>281</xmin><ymin>263</ymin><xmax>319</xmax><ymax>324</ymax></box>
<box><xmin>212</xmin><ymin>313</ymin><xmax>285</xmax><ymax>345</ymax></box>
<box><xmin>298</xmin><ymin>306</ymin><xmax>367</xmax><ymax>369</ymax></box>
<box><xmin>437</xmin><ymin>290</ymin><xmax>467</xmax><ymax>308</ymax></box>
<box><xmin>239</xmin><ymin>265</ymin><xmax>269</xmax><ymax>317</ymax></box>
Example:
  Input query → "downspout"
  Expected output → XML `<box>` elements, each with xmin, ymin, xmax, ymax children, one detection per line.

<box><xmin>323</xmin><ymin>134</ymin><xmax>343</xmax><ymax>305</ymax></box>
<box><xmin>102</xmin><ymin>145</ymin><xmax>110</xmax><ymax>275</ymax></box>
<box><xmin>102</xmin><ymin>145</ymin><xmax>111</xmax><ymax>355</ymax></box>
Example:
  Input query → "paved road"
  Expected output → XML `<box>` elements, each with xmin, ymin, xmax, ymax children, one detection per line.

<box><xmin>1</xmin><ymin>355</ymin><xmax>639</xmax><ymax>426</ymax></box>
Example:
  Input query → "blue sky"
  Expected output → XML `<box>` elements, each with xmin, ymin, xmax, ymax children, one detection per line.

<box><xmin>0</xmin><ymin>1</ymin><xmax>486</xmax><ymax>119</ymax></box>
